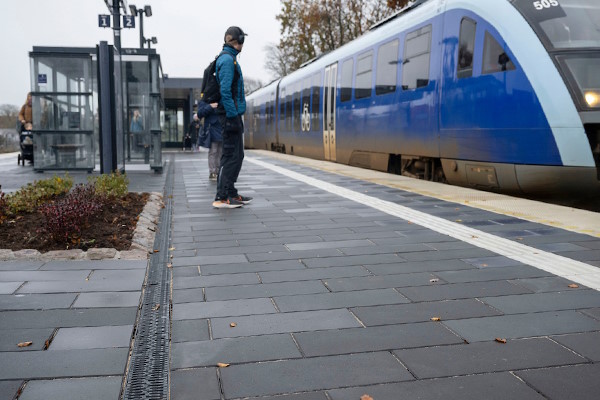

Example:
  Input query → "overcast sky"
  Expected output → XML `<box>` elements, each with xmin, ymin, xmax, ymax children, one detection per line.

<box><xmin>0</xmin><ymin>0</ymin><xmax>282</xmax><ymax>107</ymax></box>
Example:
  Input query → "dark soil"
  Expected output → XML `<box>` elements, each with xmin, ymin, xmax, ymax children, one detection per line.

<box><xmin>0</xmin><ymin>193</ymin><xmax>149</xmax><ymax>252</ymax></box>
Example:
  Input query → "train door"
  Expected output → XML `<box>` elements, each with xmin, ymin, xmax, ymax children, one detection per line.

<box><xmin>324</xmin><ymin>63</ymin><xmax>338</xmax><ymax>161</ymax></box>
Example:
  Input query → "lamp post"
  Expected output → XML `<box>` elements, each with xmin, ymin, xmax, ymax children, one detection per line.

<box><xmin>129</xmin><ymin>4</ymin><xmax>152</xmax><ymax>49</ymax></box>
<box><xmin>145</xmin><ymin>36</ymin><xmax>158</xmax><ymax>49</ymax></box>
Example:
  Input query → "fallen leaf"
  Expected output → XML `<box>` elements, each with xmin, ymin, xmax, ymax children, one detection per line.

<box><xmin>455</xmin><ymin>219</ymin><xmax>462</xmax><ymax>223</ymax></box>
<box><xmin>217</xmin><ymin>363</ymin><xmax>230</xmax><ymax>368</ymax></box>
<box><xmin>153</xmin><ymin>249</ymin><xmax>159</xmax><ymax>253</ymax></box>
<box><xmin>568</xmin><ymin>284</ymin><xmax>579</xmax><ymax>288</ymax></box>
<box><xmin>43</xmin><ymin>339</ymin><xmax>50</xmax><ymax>350</ymax></box>
<box><xmin>471</xmin><ymin>235</ymin><xmax>478</xmax><ymax>239</ymax></box>
<box><xmin>430</xmin><ymin>317</ymin><xmax>441</xmax><ymax>322</ymax></box>
<box><xmin>429</xmin><ymin>278</ymin><xmax>439</xmax><ymax>283</ymax></box>
<box><xmin>167</xmin><ymin>263</ymin><xmax>173</xmax><ymax>268</ymax></box>
<box><xmin>463</xmin><ymin>339</ymin><xmax>469</xmax><ymax>344</ymax></box>
<box><xmin>17</xmin><ymin>341</ymin><xmax>33</xmax><ymax>347</ymax></box>
<box><xmin>495</xmin><ymin>338</ymin><xmax>507</xmax><ymax>344</ymax></box>
<box><xmin>481</xmin><ymin>264</ymin><xmax>488</xmax><ymax>267</ymax></box>
<box><xmin>169</xmin><ymin>247</ymin><xmax>176</xmax><ymax>251</ymax></box>
<box><xmin>361</xmin><ymin>395</ymin><xmax>374</xmax><ymax>400</ymax></box>
<box><xmin>230</xmin><ymin>322</ymin><xmax>237</xmax><ymax>328</ymax></box>
<box><xmin>152</xmin><ymin>304</ymin><xmax>160</xmax><ymax>311</ymax></box>
<box><xmin>516</xmin><ymin>237</ymin><xmax>523</xmax><ymax>241</ymax></box>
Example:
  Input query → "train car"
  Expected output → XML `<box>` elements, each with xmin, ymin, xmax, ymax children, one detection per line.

<box><xmin>245</xmin><ymin>0</ymin><xmax>600</xmax><ymax>196</ymax></box>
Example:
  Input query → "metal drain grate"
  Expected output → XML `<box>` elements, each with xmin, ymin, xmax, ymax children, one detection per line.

<box><xmin>122</xmin><ymin>159</ymin><xmax>173</xmax><ymax>399</ymax></box>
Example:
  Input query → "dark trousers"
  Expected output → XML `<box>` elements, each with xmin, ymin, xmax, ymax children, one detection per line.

<box><xmin>215</xmin><ymin>116</ymin><xmax>244</xmax><ymax>200</ymax></box>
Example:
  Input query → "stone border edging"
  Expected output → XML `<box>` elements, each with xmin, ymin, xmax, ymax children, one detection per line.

<box><xmin>0</xmin><ymin>192</ymin><xmax>163</xmax><ymax>261</ymax></box>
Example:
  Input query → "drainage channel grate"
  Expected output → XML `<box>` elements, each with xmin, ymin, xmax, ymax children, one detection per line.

<box><xmin>122</xmin><ymin>159</ymin><xmax>174</xmax><ymax>399</ymax></box>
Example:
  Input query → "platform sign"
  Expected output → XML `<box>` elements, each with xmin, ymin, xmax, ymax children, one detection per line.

<box><xmin>37</xmin><ymin>74</ymin><xmax>47</xmax><ymax>87</ymax></box>
<box><xmin>123</xmin><ymin>15</ymin><xmax>135</xmax><ymax>28</ymax></box>
<box><xmin>98</xmin><ymin>14</ymin><xmax>111</xmax><ymax>28</ymax></box>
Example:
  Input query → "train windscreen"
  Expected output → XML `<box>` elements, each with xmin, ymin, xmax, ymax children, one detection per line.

<box><xmin>512</xmin><ymin>0</ymin><xmax>600</xmax><ymax>49</ymax></box>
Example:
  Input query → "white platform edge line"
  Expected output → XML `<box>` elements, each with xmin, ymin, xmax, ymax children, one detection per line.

<box><xmin>247</xmin><ymin>157</ymin><xmax>600</xmax><ymax>291</ymax></box>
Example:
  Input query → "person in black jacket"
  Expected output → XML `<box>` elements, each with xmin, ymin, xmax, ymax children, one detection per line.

<box><xmin>188</xmin><ymin>114</ymin><xmax>201</xmax><ymax>152</ymax></box>
<box><xmin>197</xmin><ymin>101</ymin><xmax>222</xmax><ymax>180</ymax></box>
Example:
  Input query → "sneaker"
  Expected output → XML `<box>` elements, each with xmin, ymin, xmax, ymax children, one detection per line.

<box><xmin>209</xmin><ymin>173</ymin><xmax>218</xmax><ymax>181</ymax></box>
<box><xmin>212</xmin><ymin>198</ymin><xmax>244</xmax><ymax>209</ymax></box>
<box><xmin>233</xmin><ymin>195</ymin><xmax>253</xmax><ymax>204</ymax></box>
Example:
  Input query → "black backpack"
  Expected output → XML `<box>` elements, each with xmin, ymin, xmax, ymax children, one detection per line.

<box><xmin>200</xmin><ymin>52</ymin><xmax>239</xmax><ymax>104</ymax></box>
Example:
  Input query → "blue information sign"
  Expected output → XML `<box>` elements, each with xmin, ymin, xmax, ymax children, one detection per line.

<box><xmin>98</xmin><ymin>14</ymin><xmax>111</xmax><ymax>28</ymax></box>
<box><xmin>123</xmin><ymin>15</ymin><xmax>135</xmax><ymax>28</ymax></box>
<box><xmin>38</xmin><ymin>74</ymin><xmax>47</xmax><ymax>86</ymax></box>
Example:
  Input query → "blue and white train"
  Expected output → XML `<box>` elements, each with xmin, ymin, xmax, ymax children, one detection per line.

<box><xmin>245</xmin><ymin>0</ymin><xmax>600</xmax><ymax>196</ymax></box>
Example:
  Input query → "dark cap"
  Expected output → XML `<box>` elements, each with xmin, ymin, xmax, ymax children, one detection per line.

<box><xmin>224</xmin><ymin>26</ymin><xmax>247</xmax><ymax>44</ymax></box>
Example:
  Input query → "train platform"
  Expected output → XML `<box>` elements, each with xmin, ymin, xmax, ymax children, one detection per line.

<box><xmin>1</xmin><ymin>150</ymin><xmax>600</xmax><ymax>399</ymax></box>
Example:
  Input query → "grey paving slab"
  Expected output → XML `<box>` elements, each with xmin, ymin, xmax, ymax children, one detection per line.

<box><xmin>579</xmin><ymin>240</ymin><xmax>600</xmax><ymax>250</ymax></box>
<box><xmin>0</xmin><ymin>381</ymin><xmax>22</xmax><ymax>400</ymax></box>
<box><xmin>170</xmin><ymin>368</ymin><xmax>221</xmax><ymax>400</ymax></box>
<box><xmin>365</xmin><ymin>259</ymin><xmax>475</xmax><ymax>275</ymax></box>
<box><xmin>324</xmin><ymin>272</ymin><xmax>437</xmax><ymax>291</ymax></box>
<box><xmin>211</xmin><ymin>309</ymin><xmax>362</xmax><ymax>339</ymax></box>
<box><xmin>171</xmin><ymin>334</ymin><xmax>302</xmax><ymax>369</ymax></box>
<box><xmin>0</xmin><ymin>348</ymin><xmax>128</xmax><ymax>379</ymax></box>
<box><xmin>40</xmin><ymin>260</ymin><xmax>146</xmax><ymax>270</ymax></box>
<box><xmin>557</xmin><ymin>249</ymin><xmax>600</xmax><ymax>261</ymax></box>
<box><xmin>205</xmin><ymin>281</ymin><xmax>329</xmax><ymax>301</ymax></box>
<box><xmin>72</xmin><ymin>291</ymin><xmax>141</xmax><ymax>308</ymax></box>
<box><xmin>285</xmin><ymin>239</ymin><xmax>373</xmax><ymax>251</ymax></box>
<box><xmin>273</xmin><ymin>288</ymin><xmax>409</xmax><ymax>312</ymax></box>
<box><xmin>481</xmin><ymin>290</ymin><xmax>600</xmax><ymax>314</ymax></box>
<box><xmin>0</xmin><ymin>328</ymin><xmax>54</xmax><ymax>351</ymax></box>
<box><xmin>400</xmin><ymin>248</ymin><xmax>497</xmax><ymax>262</ymax></box>
<box><xmin>338</xmin><ymin>243</ymin><xmax>432</xmax><ymax>256</ymax></box>
<box><xmin>172</xmin><ymin>319</ymin><xmax>210</xmax><ymax>343</ymax></box>
<box><xmin>173</xmin><ymin>287</ymin><xmax>205</xmax><ymax>304</ymax></box>
<box><xmin>423</xmin><ymin>241</ymin><xmax>477</xmax><ymax>251</ymax></box>
<box><xmin>18</xmin><ymin>376</ymin><xmax>123</xmax><ymax>400</ymax></box>
<box><xmin>302</xmin><ymin>253</ymin><xmax>402</xmax><ymax>268</ymax></box>
<box><xmin>0</xmin><ymin>281</ymin><xmax>21</xmax><ymax>294</ymax></box>
<box><xmin>259</xmin><ymin>266</ymin><xmax>370</xmax><ymax>283</ymax></box>
<box><xmin>516</xmin><ymin>364</ymin><xmax>600</xmax><ymax>400</ymax></box>
<box><xmin>172</xmin><ymin>254</ymin><xmax>248</xmax><ymax>267</ymax></box>
<box><xmin>200</xmin><ymin>259</ymin><xmax>306</xmax><ymax>275</ymax></box>
<box><xmin>435</xmin><ymin>265</ymin><xmax>551</xmax><ymax>283</ymax></box>
<box><xmin>17</xmin><ymin>279</ymin><xmax>143</xmax><ymax>293</ymax></box>
<box><xmin>534</xmin><ymin>242</ymin><xmax>589</xmax><ymax>252</ymax></box>
<box><xmin>510</xmin><ymin>276</ymin><xmax>584</xmax><ymax>293</ymax></box>
<box><xmin>173</xmin><ymin>298</ymin><xmax>277</xmax><ymax>320</ymax></box>
<box><xmin>327</xmin><ymin>372</ymin><xmax>545</xmax><ymax>400</ymax></box>
<box><xmin>295</xmin><ymin>322</ymin><xmax>462</xmax><ymax>357</ymax></box>
<box><xmin>0</xmin><ymin>307</ymin><xmax>137</xmax><ymax>329</ymax></box>
<box><xmin>462</xmin><ymin>256</ymin><xmax>524</xmax><ymax>268</ymax></box>
<box><xmin>220</xmin><ymin>352</ymin><xmax>412</xmax><ymax>398</ymax></box>
<box><xmin>551</xmin><ymin>331</ymin><xmax>600</xmax><ymax>361</ymax></box>
<box><xmin>394</xmin><ymin>338</ymin><xmax>584</xmax><ymax>379</ymax></box>
<box><xmin>90</xmin><ymin>269</ymin><xmax>146</xmax><ymax>281</ymax></box>
<box><xmin>352</xmin><ymin>299</ymin><xmax>502</xmax><ymax>326</ymax></box>
<box><xmin>0</xmin><ymin>293</ymin><xmax>77</xmax><ymax>310</ymax></box>
<box><xmin>0</xmin><ymin>270</ymin><xmax>90</xmax><ymax>282</ymax></box>
<box><xmin>444</xmin><ymin>310</ymin><xmax>600</xmax><ymax>342</ymax></box>
<box><xmin>172</xmin><ymin>273</ymin><xmax>260</xmax><ymax>290</ymax></box>
<box><xmin>245</xmin><ymin>393</ymin><xmax>328</xmax><ymax>400</ymax></box>
<box><xmin>582</xmin><ymin>307</ymin><xmax>600</xmax><ymax>320</ymax></box>
<box><xmin>398</xmin><ymin>280</ymin><xmax>532</xmax><ymax>302</ymax></box>
<box><xmin>0</xmin><ymin>261</ymin><xmax>44</xmax><ymax>271</ymax></box>
<box><xmin>197</xmin><ymin>244</ymin><xmax>289</xmax><ymax>256</ymax></box>
<box><xmin>49</xmin><ymin>325</ymin><xmax>132</xmax><ymax>350</ymax></box>
<box><xmin>247</xmin><ymin>249</ymin><xmax>342</xmax><ymax>262</ymax></box>
<box><xmin>171</xmin><ymin>265</ymin><xmax>200</xmax><ymax>277</ymax></box>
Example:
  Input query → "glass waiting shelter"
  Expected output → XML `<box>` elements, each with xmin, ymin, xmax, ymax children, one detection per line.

<box><xmin>28</xmin><ymin>46</ymin><xmax>164</xmax><ymax>172</ymax></box>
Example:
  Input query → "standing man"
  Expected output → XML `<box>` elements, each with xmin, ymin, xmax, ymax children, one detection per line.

<box><xmin>213</xmin><ymin>26</ymin><xmax>252</xmax><ymax>209</ymax></box>
<box><xmin>188</xmin><ymin>114</ymin><xmax>201</xmax><ymax>152</ymax></box>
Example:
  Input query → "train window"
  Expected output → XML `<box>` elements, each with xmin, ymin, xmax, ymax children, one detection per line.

<box><xmin>402</xmin><ymin>24</ymin><xmax>432</xmax><ymax>90</ymax></box>
<box><xmin>458</xmin><ymin>18</ymin><xmax>476</xmax><ymax>79</ymax></box>
<box><xmin>285</xmin><ymin>94</ymin><xmax>292</xmax><ymax>131</ymax></box>
<box><xmin>311</xmin><ymin>72</ymin><xmax>321</xmax><ymax>131</ymax></box>
<box><xmin>280</xmin><ymin>87</ymin><xmax>286</xmax><ymax>125</ymax></box>
<box><xmin>482</xmin><ymin>31</ymin><xmax>515</xmax><ymax>74</ymax></box>
<box><xmin>293</xmin><ymin>84</ymin><xmax>301</xmax><ymax>132</ymax></box>
<box><xmin>376</xmin><ymin>39</ymin><xmax>399</xmax><ymax>95</ymax></box>
<box><xmin>302</xmin><ymin>77</ymin><xmax>311</xmax><ymax>132</ymax></box>
<box><xmin>356</xmin><ymin>51</ymin><xmax>373</xmax><ymax>99</ymax></box>
<box><xmin>341</xmin><ymin>59</ymin><xmax>354</xmax><ymax>102</ymax></box>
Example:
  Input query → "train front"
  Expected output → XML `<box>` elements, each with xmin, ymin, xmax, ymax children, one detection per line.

<box><xmin>511</xmin><ymin>0</ymin><xmax>600</xmax><ymax>186</ymax></box>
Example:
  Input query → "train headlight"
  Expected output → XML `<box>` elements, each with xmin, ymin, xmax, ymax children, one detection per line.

<box><xmin>585</xmin><ymin>91</ymin><xmax>599</xmax><ymax>108</ymax></box>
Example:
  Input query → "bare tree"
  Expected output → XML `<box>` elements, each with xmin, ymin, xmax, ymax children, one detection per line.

<box><xmin>0</xmin><ymin>104</ymin><xmax>19</xmax><ymax>129</ymax></box>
